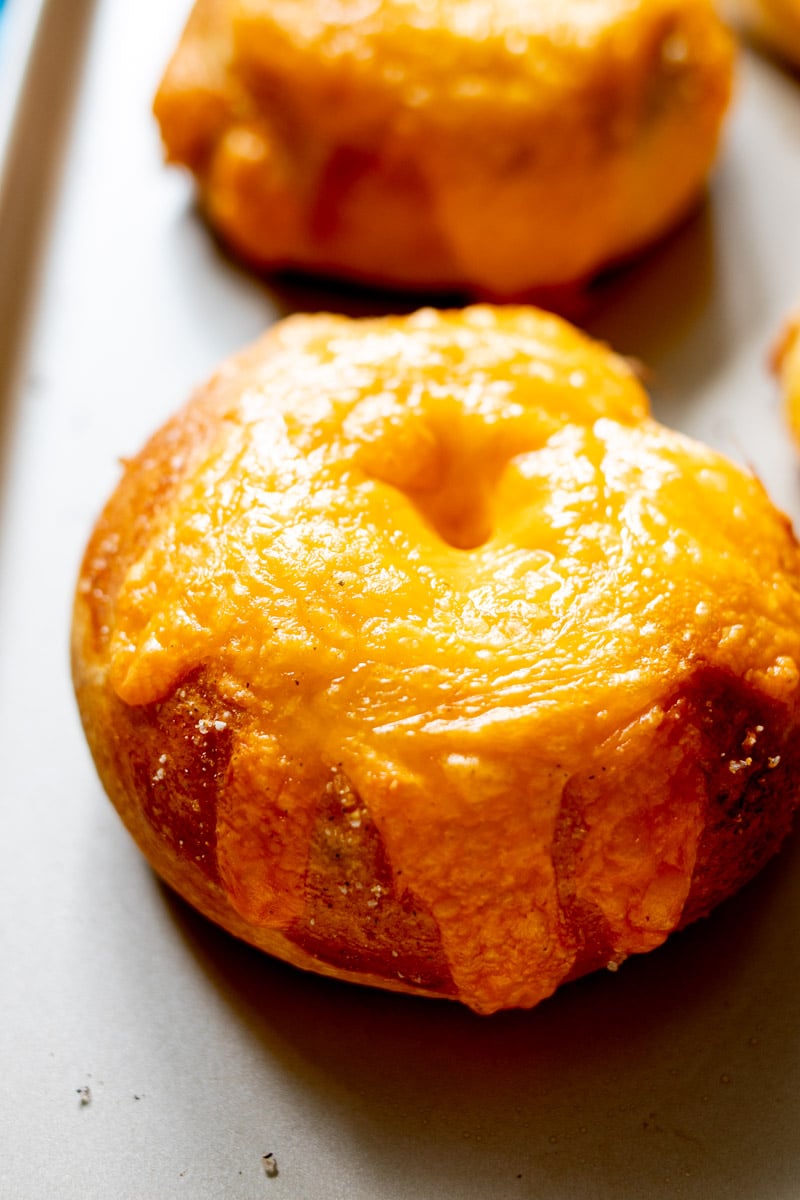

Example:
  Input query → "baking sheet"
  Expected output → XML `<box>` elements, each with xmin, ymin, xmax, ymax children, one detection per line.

<box><xmin>2</xmin><ymin>3</ymin><xmax>800</xmax><ymax>1197</ymax></box>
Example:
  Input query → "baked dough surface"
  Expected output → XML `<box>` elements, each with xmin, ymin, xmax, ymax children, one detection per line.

<box><xmin>73</xmin><ymin>307</ymin><xmax>800</xmax><ymax>1012</ymax></box>
<box><xmin>154</xmin><ymin>0</ymin><xmax>734</xmax><ymax>297</ymax></box>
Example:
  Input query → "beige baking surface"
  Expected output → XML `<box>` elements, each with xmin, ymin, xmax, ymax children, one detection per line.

<box><xmin>2</xmin><ymin>3</ymin><xmax>800</xmax><ymax>1197</ymax></box>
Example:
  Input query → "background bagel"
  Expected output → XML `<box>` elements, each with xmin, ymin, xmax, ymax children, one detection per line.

<box><xmin>774</xmin><ymin>310</ymin><xmax>800</xmax><ymax>441</ymax></box>
<box><xmin>72</xmin><ymin>306</ymin><xmax>800</xmax><ymax>1014</ymax></box>
<box><xmin>154</xmin><ymin>0</ymin><xmax>735</xmax><ymax>300</ymax></box>
<box><xmin>723</xmin><ymin>0</ymin><xmax>800</xmax><ymax>66</ymax></box>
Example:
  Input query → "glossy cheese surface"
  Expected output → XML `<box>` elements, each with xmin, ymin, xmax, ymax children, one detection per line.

<box><xmin>93</xmin><ymin>307</ymin><xmax>800</xmax><ymax>1012</ymax></box>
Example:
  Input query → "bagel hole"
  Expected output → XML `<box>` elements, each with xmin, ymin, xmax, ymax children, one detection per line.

<box><xmin>351</xmin><ymin>403</ymin><xmax>539</xmax><ymax>551</ymax></box>
<box><xmin>409</xmin><ymin>485</ymin><xmax>495</xmax><ymax>550</ymax></box>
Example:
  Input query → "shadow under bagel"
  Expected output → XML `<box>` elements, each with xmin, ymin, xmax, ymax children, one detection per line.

<box><xmin>169</xmin><ymin>181</ymin><xmax>716</xmax><ymax>330</ymax></box>
<box><xmin>148</xmin><ymin>818</ymin><xmax>800</xmax><ymax>1199</ymax></box>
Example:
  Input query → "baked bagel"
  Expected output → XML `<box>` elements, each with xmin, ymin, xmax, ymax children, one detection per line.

<box><xmin>724</xmin><ymin>0</ymin><xmax>800</xmax><ymax>65</ymax></box>
<box><xmin>72</xmin><ymin>306</ymin><xmax>800</xmax><ymax>1014</ymax></box>
<box><xmin>154</xmin><ymin>0</ymin><xmax>734</xmax><ymax>300</ymax></box>
<box><xmin>775</xmin><ymin>311</ymin><xmax>800</xmax><ymax>441</ymax></box>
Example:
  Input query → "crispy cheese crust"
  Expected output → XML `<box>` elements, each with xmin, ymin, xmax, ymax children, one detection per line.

<box><xmin>154</xmin><ymin>0</ymin><xmax>734</xmax><ymax>299</ymax></box>
<box><xmin>72</xmin><ymin>307</ymin><xmax>800</xmax><ymax>1013</ymax></box>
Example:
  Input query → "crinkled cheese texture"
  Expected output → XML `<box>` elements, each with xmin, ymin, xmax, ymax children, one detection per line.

<box><xmin>154</xmin><ymin>0</ymin><xmax>734</xmax><ymax>297</ymax></box>
<box><xmin>74</xmin><ymin>307</ymin><xmax>800</xmax><ymax>1013</ymax></box>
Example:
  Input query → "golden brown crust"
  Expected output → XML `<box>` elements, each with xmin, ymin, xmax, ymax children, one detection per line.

<box><xmin>72</xmin><ymin>308</ymin><xmax>800</xmax><ymax>1013</ymax></box>
<box><xmin>72</xmin><ymin>340</ymin><xmax>457</xmax><ymax>999</ymax></box>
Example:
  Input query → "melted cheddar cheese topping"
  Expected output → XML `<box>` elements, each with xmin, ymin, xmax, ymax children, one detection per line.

<box><xmin>108</xmin><ymin>307</ymin><xmax>800</xmax><ymax>1011</ymax></box>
